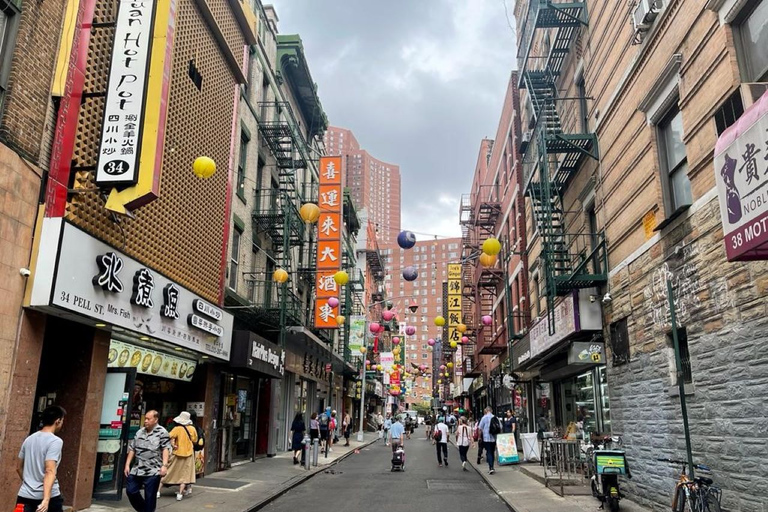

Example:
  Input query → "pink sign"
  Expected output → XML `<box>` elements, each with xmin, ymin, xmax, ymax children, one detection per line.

<box><xmin>714</xmin><ymin>89</ymin><xmax>768</xmax><ymax>261</ymax></box>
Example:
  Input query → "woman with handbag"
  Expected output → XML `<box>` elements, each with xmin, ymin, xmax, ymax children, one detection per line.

<box><xmin>456</xmin><ymin>416</ymin><xmax>473</xmax><ymax>471</ymax></box>
<box><xmin>342</xmin><ymin>412</ymin><xmax>352</xmax><ymax>447</ymax></box>
<box><xmin>162</xmin><ymin>411</ymin><xmax>198</xmax><ymax>501</ymax></box>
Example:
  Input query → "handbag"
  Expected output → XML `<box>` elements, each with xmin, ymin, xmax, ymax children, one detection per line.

<box><xmin>472</xmin><ymin>426</ymin><xmax>480</xmax><ymax>442</ymax></box>
<box><xmin>183</xmin><ymin>425</ymin><xmax>204</xmax><ymax>452</ymax></box>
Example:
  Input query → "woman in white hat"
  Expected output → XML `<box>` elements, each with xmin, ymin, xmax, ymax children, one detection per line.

<box><xmin>161</xmin><ymin>411</ymin><xmax>198</xmax><ymax>500</ymax></box>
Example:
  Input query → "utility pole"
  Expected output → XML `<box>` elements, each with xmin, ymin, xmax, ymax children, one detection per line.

<box><xmin>666</xmin><ymin>279</ymin><xmax>694</xmax><ymax>479</ymax></box>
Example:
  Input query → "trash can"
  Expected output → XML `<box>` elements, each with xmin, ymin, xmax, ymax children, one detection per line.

<box><xmin>521</xmin><ymin>433</ymin><xmax>540</xmax><ymax>462</ymax></box>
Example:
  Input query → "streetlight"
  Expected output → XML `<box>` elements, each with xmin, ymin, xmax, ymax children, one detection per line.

<box><xmin>357</xmin><ymin>345</ymin><xmax>368</xmax><ymax>442</ymax></box>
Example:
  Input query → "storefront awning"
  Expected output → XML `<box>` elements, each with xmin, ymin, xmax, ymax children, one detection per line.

<box><xmin>285</xmin><ymin>326</ymin><xmax>356</xmax><ymax>375</ymax></box>
<box><xmin>230</xmin><ymin>331</ymin><xmax>285</xmax><ymax>379</ymax></box>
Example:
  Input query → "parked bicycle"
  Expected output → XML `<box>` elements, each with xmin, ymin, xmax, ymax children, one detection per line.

<box><xmin>658</xmin><ymin>458</ymin><xmax>722</xmax><ymax>512</ymax></box>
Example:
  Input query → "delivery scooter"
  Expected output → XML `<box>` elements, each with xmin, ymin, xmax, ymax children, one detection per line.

<box><xmin>590</xmin><ymin>448</ymin><xmax>631</xmax><ymax>512</ymax></box>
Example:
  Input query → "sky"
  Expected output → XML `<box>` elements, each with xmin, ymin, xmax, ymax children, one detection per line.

<box><xmin>274</xmin><ymin>1</ymin><xmax>517</xmax><ymax>239</ymax></box>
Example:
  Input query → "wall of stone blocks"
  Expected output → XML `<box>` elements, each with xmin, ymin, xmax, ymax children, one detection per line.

<box><xmin>605</xmin><ymin>195</ymin><xmax>768</xmax><ymax>512</ymax></box>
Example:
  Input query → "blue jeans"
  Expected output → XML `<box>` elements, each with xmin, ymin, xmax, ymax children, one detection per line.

<box><xmin>126</xmin><ymin>474</ymin><xmax>161</xmax><ymax>512</ymax></box>
<box><xmin>484</xmin><ymin>441</ymin><xmax>496</xmax><ymax>470</ymax></box>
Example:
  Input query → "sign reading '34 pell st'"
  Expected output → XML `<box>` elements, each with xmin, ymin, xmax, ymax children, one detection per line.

<box><xmin>29</xmin><ymin>220</ymin><xmax>233</xmax><ymax>360</ymax></box>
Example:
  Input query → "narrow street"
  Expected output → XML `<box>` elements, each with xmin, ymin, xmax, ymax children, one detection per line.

<box><xmin>264</xmin><ymin>437</ymin><xmax>509</xmax><ymax>512</ymax></box>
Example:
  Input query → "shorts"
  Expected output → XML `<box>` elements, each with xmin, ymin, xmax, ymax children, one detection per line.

<box><xmin>17</xmin><ymin>495</ymin><xmax>64</xmax><ymax>512</ymax></box>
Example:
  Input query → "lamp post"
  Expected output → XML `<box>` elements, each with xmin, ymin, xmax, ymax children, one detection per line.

<box><xmin>357</xmin><ymin>345</ymin><xmax>368</xmax><ymax>442</ymax></box>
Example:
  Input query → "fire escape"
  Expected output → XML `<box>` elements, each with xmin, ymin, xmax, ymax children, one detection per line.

<box><xmin>251</xmin><ymin>101</ymin><xmax>310</xmax><ymax>327</ymax></box>
<box><xmin>518</xmin><ymin>0</ymin><xmax>607</xmax><ymax>335</ymax></box>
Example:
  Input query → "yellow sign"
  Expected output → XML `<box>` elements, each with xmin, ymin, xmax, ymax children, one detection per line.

<box><xmin>446</xmin><ymin>263</ymin><xmax>462</xmax><ymax>350</ymax></box>
<box><xmin>448</xmin><ymin>264</ymin><xmax>462</xmax><ymax>279</ymax></box>
<box><xmin>642</xmin><ymin>210</ymin><xmax>656</xmax><ymax>240</ymax></box>
<box><xmin>226</xmin><ymin>394</ymin><xmax>237</xmax><ymax>407</ymax></box>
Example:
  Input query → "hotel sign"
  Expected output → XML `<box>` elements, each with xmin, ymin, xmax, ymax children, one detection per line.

<box><xmin>714</xmin><ymin>89</ymin><xmax>768</xmax><ymax>261</ymax></box>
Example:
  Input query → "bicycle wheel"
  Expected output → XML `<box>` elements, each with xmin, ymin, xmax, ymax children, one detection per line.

<box><xmin>703</xmin><ymin>492</ymin><xmax>721</xmax><ymax>512</ymax></box>
<box><xmin>673</xmin><ymin>488</ymin><xmax>686</xmax><ymax>512</ymax></box>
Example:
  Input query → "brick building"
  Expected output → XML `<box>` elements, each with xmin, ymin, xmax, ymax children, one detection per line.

<box><xmin>381</xmin><ymin>236</ymin><xmax>463</xmax><ymax>407</ymax></box>
<box><xmin>513</xmin><ymin>0</ymin><xmax>768</xmax><ymax>510</ymax></box>
<box><xmin>460</xmin><ymin>73</ymin><xmax>530</xmax><ymax>421</ymax></box>
<box><xmin>324</xmin><ymin>126</ymin><xmax>401</xmax><ymax>243</ymax></box>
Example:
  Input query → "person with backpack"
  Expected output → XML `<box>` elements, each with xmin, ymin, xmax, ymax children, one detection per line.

<box><xmin>318</xmin><ymin>410</ymin><xmax>330</xmax><ymax>452</ymax></box>
<box><xmin>161</xmin><ymin>411</ymin><xmax>197</xmax><ymax>500</ymax></box>
<box><xmin>433</xmin><ymin>417</ymin><xmax>450</xmax><ymax>467</ymax></box>
<box><xmin>477</xmin><ymin>406</ymin><xmax>500</xmax><ymax>474</ymax></box>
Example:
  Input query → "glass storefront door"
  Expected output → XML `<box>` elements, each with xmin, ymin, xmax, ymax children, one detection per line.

<box><xmin>222</xmin><ymin>374</ymin><xmax>256</xmax><ymax>464</ymax></box>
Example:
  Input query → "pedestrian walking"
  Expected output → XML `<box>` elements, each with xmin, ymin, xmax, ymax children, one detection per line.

<box><xmin>290</xmin><ymin>412</ymin><xmax>306</xmax><ymax>464</ymax></box>
<box><xmin>389</xmin><ymin>416</ymin><xmax>405</xmax><ymax>453</ymax></box>
<box><xmin>162</xmin><ymin>411</ymin><xmax>197</xmax><ymax>501</ymax></box>
<box><xmin>434</xmin><ymin>417</ymin><xmax>450</xmax><ymax>467</ymax></box>
<box><xmin>455</xmin><ymin>416</ymin><xmax>473</xmax><ymax>471</ymax></box>
<box><xmin>475</xmin><ymin>419</ymin><xmax>485</xmax><ymax>464</ymax></box>
<box><xmin>309</xmin><ymin>412</ymin><xmax>320</xmax><ymax>442</ymax></box>
<box><xmin>342</xmin><ymin>412</ymin><xmax>352</xmax><ymax>446</ymax></box>
<box><xmin>16</xmin><ymin>405</ymin><xmax>66</xmax><ymax>512</ymax></box>
<box><xmin>503</xmin><ymin>410</ymin><xmax>516</xmax><ymax>434</ymax></box>
<box><xmin>327</xmin><ymin>411</ymin><xmax>337</xmax><ymax>452</ymax></box>
<box><xmin>124</xmin><ymin>410</ymin><xmax>171</xmax><ymax>512</ymax></box>
<box><xmin>383</xmin><ymin>414</ymin><xmax>392</xmax><ymax>446</ymax></box>
<box><xmin>424</xmin><ymin>414</ymin><xmax>433</xmax><ymax>440</ymax></box>
<box><xmin>477</xmin><ymin>406</ymin><xmax>501</xmax><ymax>474</ymax></box>
<box><xmin>318</xmin><ymin>410</ymin><xmax>330</xmax><ymax>451</ymax></box>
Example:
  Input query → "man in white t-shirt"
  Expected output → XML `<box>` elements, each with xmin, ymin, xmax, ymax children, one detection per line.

<box><xmin>17</xmin><ymin>406</ymin><xmax>66</xmax><ymax>512</ymax></box>
<box><xmin>434</xmin><ymin>417</ymin><xmax>450</xmax><ymax>467</ymax></box>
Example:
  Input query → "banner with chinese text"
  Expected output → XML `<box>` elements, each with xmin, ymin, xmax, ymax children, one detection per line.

<box><xmin>447</xmin><ymin>264</ymin><xmax>462</xmax><ymax>345</ymax></box>
<box><xmin>314</xmin><ymin>156</ymin><xmax>343</xmax><ymax>328</ymax></box>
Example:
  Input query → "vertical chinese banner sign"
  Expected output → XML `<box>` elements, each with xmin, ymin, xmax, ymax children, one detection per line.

<box><xmin>447</xmin><ymin>264</ymin><xmax>462</xmax><ymax>347</ymax></box>
<box><xmin>314</xmin><ymin>156</ymin><xmax>342</xmax><ymax>329</ymax></box>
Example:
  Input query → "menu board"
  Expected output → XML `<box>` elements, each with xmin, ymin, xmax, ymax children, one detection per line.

<box><xmin>496</xmin><ymin>433</ymin><xmax>520</xmax><ymax>465</ymax></box>
<box><xmin>108</xmin><ymin>339</ymin><xmax>197</xmax><ymax>382</ymax></box>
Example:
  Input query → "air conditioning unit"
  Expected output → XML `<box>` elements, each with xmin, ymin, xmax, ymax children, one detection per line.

<box><xmin>633</xmin><ymin>0</ymin><xmax>662</xmax><ymax>32</ymax></box>
<box><xmin>520</xmin><ymin>130</ymin><xmax>532</xmax><ymax>154</ymax></box>
<box><xmin>741</xmin><ymin>82</ymin><xmax>768</xmax><ymax>108</ymax></box>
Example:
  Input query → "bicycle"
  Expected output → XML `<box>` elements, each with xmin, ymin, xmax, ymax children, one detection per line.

<box><xmin>658</xmin><ymin>458</ymin><xmax>722</xmax><ymax>512</ymax></box>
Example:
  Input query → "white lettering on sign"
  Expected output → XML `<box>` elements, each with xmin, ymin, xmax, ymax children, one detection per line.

<box><xmin>517</xmin><ymin>349</ymin><xmax>531</xmax><ymax>365</ymax></box>
<box><xmin>192</xmin><ymin>299</ymin><xmax>223</xmax><ymax>321</ymax></box>
<box><xmin>251</xmin><ymin>342</ymin><xmax>285</xmax><ymax>375</ymax></box>
<box><xmin>188</xmin><ymin>313</ymin><xmax>224</xmax><ymax>337</ymax></box>
<box><xmin>95</xmin><ymin>0</ymin><xmax>155</xmax><ymax>186</ymax></box>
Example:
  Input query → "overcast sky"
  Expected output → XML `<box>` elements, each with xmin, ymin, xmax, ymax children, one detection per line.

<box><xmin>274</xmin><ymin>1</ymin><xmax>517</xmax><ymax>240</ymax></box>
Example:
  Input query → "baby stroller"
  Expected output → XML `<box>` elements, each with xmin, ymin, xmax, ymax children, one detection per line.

<box><xmin>391</xmin><ymin>445</ymin><xmax>406</xmax><ymax>472</ymax></box>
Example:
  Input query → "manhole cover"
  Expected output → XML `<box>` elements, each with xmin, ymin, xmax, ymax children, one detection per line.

<box><xmin>426</xmin><ymin>480</ymin><xmax>484</xmax><ymax>491</ymax></box>
<box><xmin>194</xmin><ymin>478</ymin><xmax>250</xmax><ymax>489</ymax></box>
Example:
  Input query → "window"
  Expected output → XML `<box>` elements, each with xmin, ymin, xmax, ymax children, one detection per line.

<box><xmin>587</xmin><ymin>205</ymin><xmax>601</xmax><ymax>274</ymax></box>
<box><xmin>714</xmin><ymin>89</ymin><xmax>745</xmax><ymax>136</ymax></box>
<box><xmin>609</xmin><ymin>318</ymin><xmax>630</xmax><ymax>366</ymax></box>
<box><xmin>735</xmin><ymin>0</ymin><xmax>768</xmax><ymax>82</ymax></box>
<box><xmin>667</xmin><ymin>327</ymin><xmax>693</xmax><ymax>385</ymax></box>
<box><xmin>229</xmin><ymin>227</ymin><xmax>242</xmax><ymax>290</ymax></box>
<box><xmin>0</xmin><ymin>1</ymin><xmax>20</xmax><ymax>112</ymax></box>
<box><xmin>577</xmin><ymin>75</ymin><xmax>589</xmax><ymax>133</ymax></box>
<box><xmin>532</xmin><ymin>274</ymin><xmax>540</xmax><ymax>319</ymax></box>
<box><xmin>422</xmin><ymin>354</ymin><xmax>429</xmax><ymax>360</ymax></box>
<box><xmin>657</xmin><ymin>106</ymin><xmax>692</xmax><ymax>214</ymax></box>
<box><xmin>237</xmin><ymin>133</ymin><xmax>249</xmax><ymax>201</ymax></box>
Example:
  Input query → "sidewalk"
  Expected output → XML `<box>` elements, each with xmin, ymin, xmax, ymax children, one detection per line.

<box><xmin>84</xmin><ymin>433</ymin><xmax>379</xmax><ymax>512</ymax></box>
<box><xmin>464</xmin><ymin>451</ymin><xmax>651</xmax><ymax>512</ymax></box>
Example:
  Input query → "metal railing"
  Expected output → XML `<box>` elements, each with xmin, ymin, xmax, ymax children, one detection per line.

<box><xmin>542</xmin><ymin>438</ymin><xmax>588</xmax><ymax>496</ymax></box>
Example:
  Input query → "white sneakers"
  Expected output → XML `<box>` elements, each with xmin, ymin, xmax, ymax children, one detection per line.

<box><xmin>176</xmin><ymin>493</ymin><xmax>183</xmax><ymax>501</ymax></box>
<box><xmin>462</xmin><ymin>461</ymin><xmax>467</xmax><ymax>471</ymax></box>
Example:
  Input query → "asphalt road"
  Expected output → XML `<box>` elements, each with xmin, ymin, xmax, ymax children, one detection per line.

<box><xmin>262</xmin><ymin>434</ymin><xmax>511</xmax><ymax>512</ymax></box>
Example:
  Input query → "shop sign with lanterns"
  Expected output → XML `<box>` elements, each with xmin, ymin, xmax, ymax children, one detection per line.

<box><xmin>29</xmin><ymin>220</ymin><xmax>233</xmax><ymax>360</ymax></box>
<box><xmin>314</xmin><ymin>156</ymin><xmax>343</xmax><ymax>329</ymax></box>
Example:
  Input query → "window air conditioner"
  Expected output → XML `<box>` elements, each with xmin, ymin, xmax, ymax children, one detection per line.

<box><xmin>633</xmin><ymin>0</ymin><xmax>662</xmax><ymax>32</ymax></box>
<box><xmin>740</xmin><ymin>82</ymin><xmax>768</xmax><ymax>108</ymax></box>
<box><xmin>520</xmin><ymin>130</ymin><xmax>532</xmax><ymax>154</ymax></box>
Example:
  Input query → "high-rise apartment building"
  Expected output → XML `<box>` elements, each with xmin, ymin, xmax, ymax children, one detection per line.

<box><xmin>324</xmin><ymin>126</ymin><xmax>401</xmax><ymax>243</ymax></box>
<box><xmin>381</xmin><ymin>237</ymin><xmax>463</xmax><ymax>406</ymax></box>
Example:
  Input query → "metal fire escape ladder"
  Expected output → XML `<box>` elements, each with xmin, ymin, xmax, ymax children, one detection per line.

<box><xmin>519</xmin><ymin>0</ymin><xmax>607</xmax><ymax>336</ymax></box>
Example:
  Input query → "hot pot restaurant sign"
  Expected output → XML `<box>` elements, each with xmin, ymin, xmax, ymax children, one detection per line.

<box><xmin>36</xmin><ymin>221</ymin><xmax>232</xmax><ymax>360</ymax></box>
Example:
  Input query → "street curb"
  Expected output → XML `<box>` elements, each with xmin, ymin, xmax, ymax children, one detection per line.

<box><xmin>245</xmin><ymin>438</ymin><xmax>379</xmax><ymax>512</ymax></box>
<box><xmin>449</xmin><ymin>440</ymin><xmax>519</xmax><ymax>512</ymax></box>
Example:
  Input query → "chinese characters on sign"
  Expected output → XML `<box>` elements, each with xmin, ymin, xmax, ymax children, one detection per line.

<box><xmin>714</xmin><ymin>90</ymin><xmax>768</xmax><ymax>261</ymax></box>
<box><xmin>447</xmin><ymin>264</ymin><xmax>462</xmax><ymax>345</ymax></box>
<box><xmin>95</xmin><ymin>0</ymin><xmax>156</xmax><ymax>186</ymax></box>
<box><xmin>314</xmin><ymin>156</ymin><xmax>343</xmax><ymax>329</ymax></box>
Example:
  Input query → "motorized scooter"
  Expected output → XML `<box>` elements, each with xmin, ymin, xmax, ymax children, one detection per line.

<box><xmin>590</xmin><ymin>448</ymin><xmax>631</xmax><ymax>512</ymax></box>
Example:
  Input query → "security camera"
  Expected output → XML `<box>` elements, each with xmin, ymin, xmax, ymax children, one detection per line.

<box><xmin>589</xmin><ymin>295</ymin><xmax>597</xmax><ymax>303</ymax></box>
<box><xmin>19</xmin><ymin>268</ymin><xmax>31</xmax><ymax>277</ymax></box>
<box><xmin>602</xmin><ymin>293</ymin><xmax>612</xmax><ymax>304</ymax></box>
<box><xmin>408</xmin><ymin>300</ymin><xmax>418</xmax><ymax>314</ymax></box>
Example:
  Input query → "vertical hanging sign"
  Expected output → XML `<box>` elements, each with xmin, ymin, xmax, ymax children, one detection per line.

<box><xmin>95</xmin><ymin>0</ymin><xmax>156</xmax><ymax>186</ymax></box>
<box><xmin>314</xmin><ymin>156</ymin><xmax>343</xmax><ymax>329</ymax></box>
<box><xmin>447</xmin><ymin>264</ymin><xmax>462</xmax><ymax>346</ymax></box>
